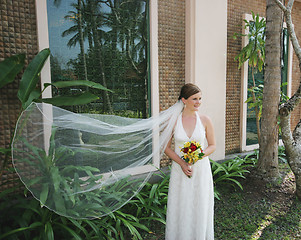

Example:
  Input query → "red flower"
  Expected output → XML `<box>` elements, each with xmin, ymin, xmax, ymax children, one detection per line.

<box><xmin>182</xmin><ymin>147</ymin><xmax>189</xmax><ymax>153</ymax></box>
<box><xmin>190</xmin><ymin>144</ymin><xmax>197</xmax><ymax>152</ymax></box>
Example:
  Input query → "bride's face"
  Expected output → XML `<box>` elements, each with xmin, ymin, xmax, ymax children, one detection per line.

<box><xmin>183</xmin><ymin>92</ymin><xmax>202</xmax><ymax>111</ymax></box>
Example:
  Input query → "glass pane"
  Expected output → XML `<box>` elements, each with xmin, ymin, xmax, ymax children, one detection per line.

<box><xmin>281</xmin><ymin>28</ymin><xmax>289</xmax><ymax>94</ymax></box>
<box><xmin>246</xmin><ymin>28</ymin><xmax>289</xmax><ymax>146</ymax></box>
<box><xmin>246</xmin><ymin>68</ymin><xmax>264</xmax><ymax>145</ymax></box>
<box><xmin>47</xmin><ymin>0</ymin><xmax>150</xmax><ymax>118</ymax></box>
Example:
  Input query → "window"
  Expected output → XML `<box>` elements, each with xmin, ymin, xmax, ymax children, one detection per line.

<box><xmin>36</xmin><ymin>0</ymin><xmax>160</xmax><ymax>172</ymax></box>
<box><xmin>45</xmin><ymin>0</ymin><xmax>151</xmax><ymax>118</ymax></box>
<box><xmin>240</xmin><ymin>13</ymin><xmax>293</xmax><ymax>151</ymax></box>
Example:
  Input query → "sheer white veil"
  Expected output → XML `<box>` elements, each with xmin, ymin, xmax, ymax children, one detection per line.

<box><xmin>12</xmin><ymin>100</ymin><xmax>184</xmax><ymax>219</ymax></box>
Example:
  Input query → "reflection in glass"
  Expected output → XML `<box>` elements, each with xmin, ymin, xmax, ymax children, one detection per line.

<box><xmin>47</xmin><ymin>0</ymin><xmax>150</xmax><ymax>118</ymax></box>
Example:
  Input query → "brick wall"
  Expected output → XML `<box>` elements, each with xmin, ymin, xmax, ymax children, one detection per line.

<box><xmin>158</xmin><ymin>0</ymin><xmax>185</xmax><ymax>166</ymax></box>
<box><xmin>0</xmin><ymin>0</ymin><xmax>38</xmax><ymax>189</ymax></box>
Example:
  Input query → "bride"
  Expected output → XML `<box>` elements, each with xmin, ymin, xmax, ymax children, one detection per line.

<box><xmin>164</xmin><ymin>83</ymin><xmax>216</xmax><ymax>240</ymax></box>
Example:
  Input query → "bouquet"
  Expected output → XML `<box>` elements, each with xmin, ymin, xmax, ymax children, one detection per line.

<box><xmin>180</xmin><ymin>140</ymin><xmax>205</xmax><ymax>165</ymax></box>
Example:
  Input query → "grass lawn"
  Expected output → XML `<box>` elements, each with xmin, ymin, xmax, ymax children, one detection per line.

<box><xmin>143</xmin><ymin>163</ymin><xmax>301</xmax><ymax>240</ymax></box>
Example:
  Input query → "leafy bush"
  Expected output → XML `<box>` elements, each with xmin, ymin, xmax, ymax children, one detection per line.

<box><xmin>0</xmin><ymin>171</ymin><xmax>170</xmax><ymax>240</ymax></box>
<box><xmin>211</xmin><ymin>152</ymin><xmax>258</xmax><ymax>200</ymax></box>
<box><xmin>4</xmin><ymin>149</ymin><xmax>287</xmax><ymax>239</ymax></box>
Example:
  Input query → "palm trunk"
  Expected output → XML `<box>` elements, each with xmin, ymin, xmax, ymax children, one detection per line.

<box><xmin>90</xmin><ymin>6</ymin><xmax>113</xmax><ymax>113</ymax></box>
<box><xmin>77</xmin><ymin>0</ymin><xmax>88</xmax><ymax>88</ymax></box>
<box><xmin>257</xmin><ymin>0</ymin><xmax>282</xmax><ymax>178</ymax></box>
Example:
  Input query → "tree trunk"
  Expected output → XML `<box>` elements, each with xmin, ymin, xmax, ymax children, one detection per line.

<box><xmin>279</xmin><ymin>113</ymin><xmax>301</xmax><ymax>197</ymax></box>
<box><xmin>257</xmin><ymin>0</ymin><xmax>283</xmax><ymax>178</ymax></box>
<box><xmin>90</xmin><ymin>5</ymin><xmax>113</xmax><ymax>113</ymax></box>
<box><xmin>274</xmin><ymin>0</ymin><xmax>301</xmax><ymax>197</ymax></box>
<box><xmin>77</xmin><ymin>0</ymin><xmax>89</xmax><ymax>89</ymax></box>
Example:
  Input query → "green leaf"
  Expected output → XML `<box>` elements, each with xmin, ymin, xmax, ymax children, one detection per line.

<box><xmin>40</xmin><ymin>92</ymin><xmax>99</xmax><ymax>106</ymax></box>
<box><xmin>0</xmin><ymin>147</ymin><xmax>11</xmax><ymax>155</ymax></box>
<box><xmin>54</xmin><ymin>223</ymin><xmax>82</xmax><ymax>240</ymax></box>
<box><xmin>0</xmin><ymin>225</ymin><xmax>38</xmax><ymax>240</ymax></box>
<box><xmin>0</xmin><ymin>54</ymin><xmax>25</xmax><ymax>88</ymax></box>
<box><xmin>53</xmin><ymin>191</ymin><xmax>66</xmax><ymax>214</ymax></box>
<box><xmin>17</xmin><ymin>48</ymin><xmax>50</xmax><ymax>104</ymax></box>
<box><xmin>23</xmin><ymin>89</ymin><xmax>41</xmax><ymax>110</ymax></box>
<box><xmin>40</xmin><ymin>184</ymin><xmax>49</xmax><ymax>206</ymax></box>
<box><xmin>44</xmin><ymin>80</ymin><xmax>113</xmax><ymax>92</ymax></box>
<box><xmin>45</xmin><ymin>222</ymin><xmax>54</xmax><ymax>240</ymax></box>
<box><xmin>68</xmin><ymin>218</ymin><xmax>89</xmax><ymax>237</ymax></box>
<box><xmin>50</xmin><ymin>167</ymin><xmax>61</xmax><ymax>192</ymax></box>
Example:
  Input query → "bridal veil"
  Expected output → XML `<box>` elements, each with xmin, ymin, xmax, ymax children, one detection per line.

<box><xmin>12</xmin><ymin>101</ymin><xmax>183</xmax><ymax>219</ymax></box>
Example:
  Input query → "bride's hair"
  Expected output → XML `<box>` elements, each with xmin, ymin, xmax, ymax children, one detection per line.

<box><xmin>178</xmin><ymin>83</ymin><xmax>201</xmax><ymax>100</ymax></box>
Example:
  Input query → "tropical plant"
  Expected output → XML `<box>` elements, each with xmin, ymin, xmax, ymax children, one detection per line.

<box><xmin>210</xmin><ymin>153</ymin><xmax>257</xmax><ymax>200</ymax></box>
<box><xmin>0</xmin><ymin>194</ymin><xmax>89</xmax><ymax>240</ymax></box>
<box><xmin>234</xmin><ymin>11</ymin><xmax>266</xmax><ymax>143</ymax></box>
<box><xmin>246</xmin><ymin>82</ymin><xmax>289</xmax><ymax>125</ymax></box>
<box><xmin>0</xmin><ymin>48</ymin><xmax>112</xmax><ymax>176</ymax></box>
<box><xmin>128</xmin><ymin>171</ymin><xmax>169</xmax><ymax>222</ymax></box>
<box><xmin>13</xmin><ymin>128</ymin><xmax>150</xmax><ymax>220</ymax></box>
<box><xmin>0</xmin><ymin>170</ymin><xmax>169</xmax><ymax>240</ymax></box>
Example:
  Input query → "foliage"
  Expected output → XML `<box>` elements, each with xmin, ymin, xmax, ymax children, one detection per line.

<box><xmin>128</xmin><ymin>171</ymin><xmax>169</xmax><ymax>222</ymax></box>
<box><xmin>246</xmin><ymin>82</ymin><xmax>289</xmax><ymax>123</ymax></box>
<box><xmin>0</xmin><ymin>54</ymin><xmax>25</xmax><ymax>88</ymax></box>
<box><xmin>210</xmin><ymin>152</ymin><xmax>257</xmax><ymax>200</ymax></box>
<box><xmin>51</xmin><ymin>0</ymin><xmax>149</xmax><ymax>116</ymax></box>
<box><xmin>2</xmin><ymin>148</ymin><xmax>291</xmax><ymax>239</ymax></box>
<box><xmin>14</xmin><ymin>129</ymin><xmax>149</xmax><ymax>219</ymax></box>
<box><xmin>0</xmin><ymin>48</ymin><xmax>112</xmax><ymax>176</ymax></box>
<box><xmin>245</xmin><ymin>84</ymin><xmax>264</xmax><ymax>118</ymax></box>
<box><xmin>234</xmin><ymin>11</ymin><xmax>266</xmax><ymax>143</ymax></box>
<box><xmin>234</xmin><ymin>11</ymin><xmax>266</xmax><ymax>71</ymax></box>
<box><xmin>0</xmin><ymin>171</ymin><xmax>170</xmax><ymax>240</ymax></box>
<box><xmin>278</xmin><ymin>145</ymin><xmax>287</xmax><ymax>163</ymax></box>
<box><xmin>0</xmin><ymin>49</ymin><xmax>112</xmax><ymax>110</ymax></box>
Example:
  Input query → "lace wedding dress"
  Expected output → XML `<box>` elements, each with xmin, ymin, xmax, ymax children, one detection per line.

<box><xmin>165</xmin><ymin>112</ymin><xmax>214</xmax><ymax>240</ymax></box>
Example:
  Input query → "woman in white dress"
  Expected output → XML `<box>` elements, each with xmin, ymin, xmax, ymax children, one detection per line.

<box><xmin>165</xmin><ymin>83</ymin><xmax>216</xmax><ymax>240</ymax></box>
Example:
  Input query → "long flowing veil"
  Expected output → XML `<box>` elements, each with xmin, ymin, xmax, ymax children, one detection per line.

<box><xmin>11</xmin><ymin>101</ymin><xmax>184</xmax><ymax>219</ymax></box>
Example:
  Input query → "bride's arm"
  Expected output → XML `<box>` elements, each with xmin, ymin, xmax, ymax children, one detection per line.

<box><xmin>200</xmin><ymin>115</ymin><xmax>216</xmax><ymax>158</ymax></box>
<box><xmin>164</xmin><ymin>137</ymin><xmax>193</xmax><ymax>177</ymax></box>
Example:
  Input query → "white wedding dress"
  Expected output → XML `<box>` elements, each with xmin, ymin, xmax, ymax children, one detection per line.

<box><xmin>165</xmin><ymin>112</ymin><xmax>214</xmax><ymax>240</ymax></box>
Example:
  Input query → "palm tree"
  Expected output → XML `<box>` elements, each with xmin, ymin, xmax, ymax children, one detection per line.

<box><xmin>105</xmin><ymin>0</ymin><xmax>148</xmax><ymax>117</ymax></box>
<box><xmin>89</xmin><ymin>0</ymin><xmax>113</xmax><ymax>112</ymax></box>
<box><xmin>257</xmin><ymin>0</ymin><xmax>282</xmax><ymax>178</ymax></box>
<box><xmin>61</xmin><ymin>1</ymin><xmax>89</xmax><ymax>86</ymax></box>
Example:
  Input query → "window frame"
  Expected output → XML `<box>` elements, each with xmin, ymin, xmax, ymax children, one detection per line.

<box><xmin>35</xmin><ymin>0</ymin><xmax>160</xmax><ymax>173</ymax></box>
<box><xmin>240</xmin><ymin>13</ymin><xmax>293</xmax><ymax>152</ymax></box>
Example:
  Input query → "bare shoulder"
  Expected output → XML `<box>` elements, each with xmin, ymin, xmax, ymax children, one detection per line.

<box><xmin>197</xmin><ymin>113</ymin><xmax>212</xmax><ymax>127</ymax></box>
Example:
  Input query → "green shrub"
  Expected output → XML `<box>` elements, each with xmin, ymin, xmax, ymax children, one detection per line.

<box><xmin>211</xmin><ymin>152</ymin><xmax>258</xmax><ymax>200</ymax></box>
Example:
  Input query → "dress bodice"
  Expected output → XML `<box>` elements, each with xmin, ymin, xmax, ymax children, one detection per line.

<box><xmin>174</xmin><ymin>112</ymin><xmax>206</xmax><ymax>157</ymax></box>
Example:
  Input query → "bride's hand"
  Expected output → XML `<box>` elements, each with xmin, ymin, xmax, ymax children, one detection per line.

<box><xmin>180</xmin><ymin>162</ymin><xmax>193</xmax><ymax>177</ymax></box>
